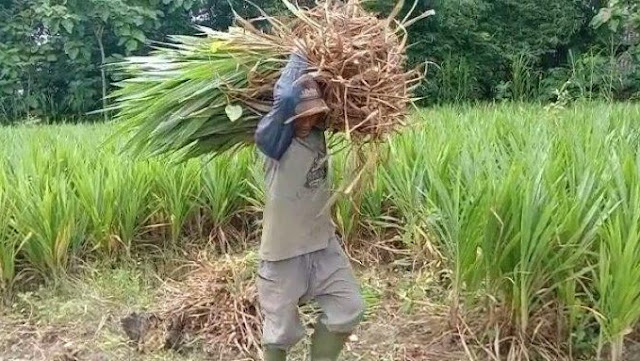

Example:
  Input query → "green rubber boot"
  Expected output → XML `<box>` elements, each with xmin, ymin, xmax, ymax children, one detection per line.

<box><xmin>264</xmin><ymin>347</ymin><xmax>286</xmax><ymax>361</ymax></box>
<box><xmin>309</xmin><ymin>321</ymin><xmax>349</xmax><ymax>361</ymax></box>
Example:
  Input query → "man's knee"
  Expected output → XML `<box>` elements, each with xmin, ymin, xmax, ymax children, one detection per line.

<box><xmin>262</xmin><ymin>314</ymin><xmax>306</xmax><ymax>349</ymax></box>
<box><xmin>346</xmin><ymin>294</ymin><xmax>366</xmax><ymax>328</ymax></box>
<box><xmin>263</xmin><ymin>337</ymin><xmax>303</xmax><ymax>351</ymax></box>
<box><xmin>325</xmin><ymin>294</ymin><xmax>366</xmax><ymax>333</ymax></box>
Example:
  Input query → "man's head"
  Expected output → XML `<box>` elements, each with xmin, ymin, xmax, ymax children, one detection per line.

<box><xmin>293</xmin><ymin>79</ymin><xmax>329</xmax><ymax>138</ymax></box>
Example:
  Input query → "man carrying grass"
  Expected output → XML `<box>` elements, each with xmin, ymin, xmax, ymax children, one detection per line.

<box><xmin>254</xmin><ymin>53</ymin><xmax>366</xmax><ymax>361</ymax></box>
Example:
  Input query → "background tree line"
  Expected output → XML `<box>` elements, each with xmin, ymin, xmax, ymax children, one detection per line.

<box><xmin>0</xmin><ymin>0</ymin><xmax>638</xmax><ymax>123</ymax></box>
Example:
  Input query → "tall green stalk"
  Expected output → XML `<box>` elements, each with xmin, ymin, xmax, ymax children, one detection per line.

<box><xmin>595</xmin><ymin>149</ymin><xmax>640</xmax><ymax>361</ymax></box>
<box><xmin>0</xmin><ymin>171</ymin><xmax>19</xmax><ymax>290</ymax></box>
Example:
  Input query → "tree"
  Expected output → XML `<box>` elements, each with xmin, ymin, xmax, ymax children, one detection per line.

<box><xmin>40</xmin><ymin>0</ymin><xmax>161</xmax><ymax>120</ymax></box>
<box><xmin>0</xmin><ymin>0</ymin><xmax>285</xmax><ymax>123</ymax></box>
<box><xmin>0</xmin><ymin>0</ymin><xmax>162</xmax><ymax>122</ymax></box>
<box><xmin>588</xmin><ymin>1</ymin><xmax>640</xmax><ymax>99</ymax></box>
<box><xmin>0</xmin><ymin>0</ymin><xmax>62</xmax><ymax>121</ymax></box>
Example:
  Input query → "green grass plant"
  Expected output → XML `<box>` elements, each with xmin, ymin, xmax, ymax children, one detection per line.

<box><xmin>2</xmin><ymin>103</ymin><xmax>640</xmax><ymax>358</ymax></box>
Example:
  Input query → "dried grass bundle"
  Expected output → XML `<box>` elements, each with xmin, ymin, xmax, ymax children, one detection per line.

<box><xmin>156</xmin><ymin>252</ymin><xmax>262</xmax><ymax>356</ymax></box>
<box><xmin>237</xmin><ymin>0</ymin><xmax>432</xmax><ymax>138</ymax></box>
<box><xmin>287</xmin><ymin>0</ymin><xmax>429</xmax><ymax>137</ymax></box>
<box><xmin>110</xmin><ymin>0</ymin><xmax>432</xmax><ymax>160</ymax></box>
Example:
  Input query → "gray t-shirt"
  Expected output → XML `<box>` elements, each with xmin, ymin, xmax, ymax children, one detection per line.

<box><xmin>259</xmin><ymin>129</ymin><xmax>335</xmax><ymax>261</ymax></box>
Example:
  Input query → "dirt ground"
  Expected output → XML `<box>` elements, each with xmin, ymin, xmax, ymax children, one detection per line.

<box><xmin>0</xmin><ymin>249</ymin><xmax>470</xmax><ymax>361</ymax></box>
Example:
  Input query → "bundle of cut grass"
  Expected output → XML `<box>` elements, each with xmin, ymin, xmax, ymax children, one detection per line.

<box><xmin>156</xmin><ymin>252</ymin><xmax>262</xmax><ymax>356</ymax></box>
<box><xmin>109</xmin><ymin>0</ymin><xmax>431</xmax><ymax>160</ymax></box>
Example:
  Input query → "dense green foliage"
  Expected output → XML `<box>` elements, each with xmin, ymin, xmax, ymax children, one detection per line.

<box><xmin>1</xmin><ymin>0</ymin><xmax>638</xmax><ymax>123</ymax></box>
<box><xmin>1</xmin><ymin>103</ymin><xmax>640</xmax><ymax>359</ymax></box>
<box><xmin>0</xmin><ymin>0</ymin><xmax>286</xmax><ymax>123</ymax></box>
<box><xmin>395</xmin><ymin>0</ymin><xmax>640</xmax><ymax>103</ymax></box>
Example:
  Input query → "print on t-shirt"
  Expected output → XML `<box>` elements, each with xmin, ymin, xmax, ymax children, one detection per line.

<box><xmin>305</xmin><ymin>150</ymin><xmax>328</xmax><ymax>189</ymax></box>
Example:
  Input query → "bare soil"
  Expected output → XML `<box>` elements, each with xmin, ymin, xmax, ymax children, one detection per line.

<box><xmin>0</xmin><ymin>254</ymin><xmax>468</xmax><ymax>361</ymax></box>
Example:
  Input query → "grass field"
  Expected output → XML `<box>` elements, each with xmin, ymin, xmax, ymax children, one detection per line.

<box><xmin>2</xmin><ymin>103</ymin><xmax>640</xmax><ymax>360</ymax></box>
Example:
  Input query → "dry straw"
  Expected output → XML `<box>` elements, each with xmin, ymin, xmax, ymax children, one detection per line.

<box><xmin>237</xmin><ymin>0</ymin><xmax>432</xmax><ymax>138</ymax></box>
<box><xmin>157</xmin><ymin>252</ymin><xmax>262</xmax><ymax>356</ymax></box>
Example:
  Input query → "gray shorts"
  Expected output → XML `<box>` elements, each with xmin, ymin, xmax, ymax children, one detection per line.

<box><xmin>257</xmin><ymin>237</ymin><xmax>365</xmax><ymax>349</ymax></box>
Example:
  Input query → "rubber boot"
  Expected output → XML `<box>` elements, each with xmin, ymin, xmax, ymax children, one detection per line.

<box><xmin>309</xmin><ymin>321</ymin><xmax>349</xmax><ymax>361</ymax></box>
<box><xmin>264</xmin><ymin>347</ymin><xmax>286</xmax><ymax>361</ymax></box>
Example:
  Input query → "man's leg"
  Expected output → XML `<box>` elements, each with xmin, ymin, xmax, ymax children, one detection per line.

<box><xmin>309</xmin><ymin>237</ymin><xmax>366</xmax><ymax>360</ymax></box>
<box><xmin>257</xmin><ymin>256</ymin><xmax>310</xmax><ymax>360</ymax></box>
